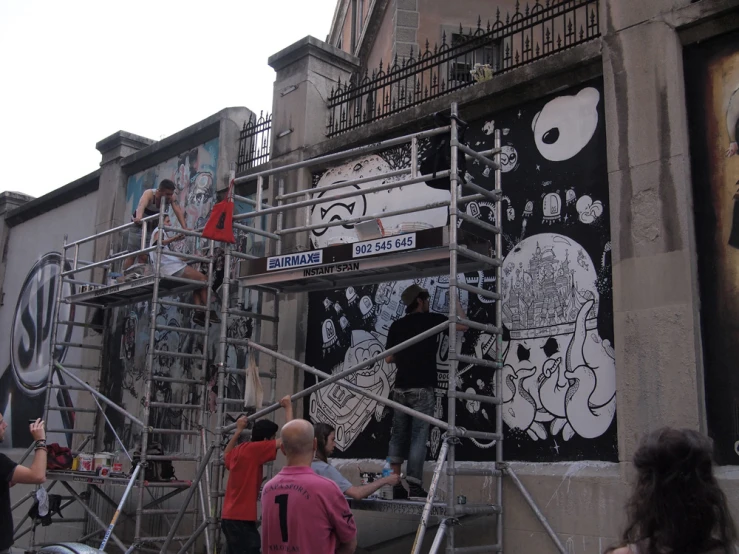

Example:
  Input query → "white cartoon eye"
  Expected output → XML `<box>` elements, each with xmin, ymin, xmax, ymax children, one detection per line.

<box><xmin>532</xmin><ymin>88</ymin><xmax>600</xmax><ymax>162</ymax></box>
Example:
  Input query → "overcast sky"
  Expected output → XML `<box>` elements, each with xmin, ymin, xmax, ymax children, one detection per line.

<box><xmin>0</xmin><ymin>0</ymin><xmax>337</xmax><ymax>198</ymax></box>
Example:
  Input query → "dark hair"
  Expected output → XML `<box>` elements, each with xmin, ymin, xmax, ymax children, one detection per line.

<box><xmin>314</xmin><ymin>422</ymin><xmax>335</xmax><ymax>462</ymax></box>
<box><xmin>251</xmin><ymin>420</ymin><xmax>278</xmax><ymax>442</ymax></box>
<box><xmin>158</xmin><ymin>179</ymin><xmax>176</xmax><ymax>192</ymax></box>
<box><xmin>618</xmin><ymin>428</ymin><xmax>736</xmax><ymax>554</ymax></box>
<box><xmin>405</xmin><ymin>291</ymin><xmax>429</xmax><ymax>314</ymax></box>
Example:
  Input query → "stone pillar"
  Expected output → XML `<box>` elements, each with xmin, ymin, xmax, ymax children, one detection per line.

<box><xmin>217</xmin><ymin>107</ymin><xmax>254</xmax><ymax>192</ymax></box>
<box><xmin>261</xmin><ymin>37</ymin><xmax>359</xmax><ymax>432</ymax></box>
<box><xmin>601</xmin><ymin>0</ymin><xmax>702</xmax><ymax>461</ymax></box>
<box><xmin>95</xmin><ymin>132</ymin><xmax>156</xmax><ymax>232</ymax></box>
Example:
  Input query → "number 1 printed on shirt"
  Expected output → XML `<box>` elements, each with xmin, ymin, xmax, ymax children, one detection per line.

<box><xmin>275</xmin><ymin>494</ymin><xmax>289</xmax><ymax>542</ymax></box>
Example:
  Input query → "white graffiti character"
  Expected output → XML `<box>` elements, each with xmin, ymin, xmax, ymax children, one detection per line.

<box><xmin>497</xmin><ymin>233</ymin><xmax>616</xmax><ymax>442</ymax></box>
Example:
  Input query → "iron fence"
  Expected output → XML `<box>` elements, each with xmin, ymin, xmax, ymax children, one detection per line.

<box><xmin>327</xmin><ymin>0</ymin><xmax>600</xmax><ymax>137</ymax></box>
<box><xmin>237</xmin><ymin>111</ymin><xmax>272</xmax><ymax>173</ymax></box>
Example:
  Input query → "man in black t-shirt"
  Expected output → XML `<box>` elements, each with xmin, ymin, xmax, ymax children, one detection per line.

<box><xmin>0</xmin><ymin>412</ymin><xmax>48</xmax><ymax>554</ymax></box>
<box><xmin>384</xmin><ymin>284</ymin><xmax>467</xmax><ymax>499</ymax></box>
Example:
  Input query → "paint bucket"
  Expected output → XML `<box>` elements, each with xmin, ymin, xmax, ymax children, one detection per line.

<box><xmin>78</xmin><ymin>453</ymin><xmax>94</xmax><ymax>472</ymax></box>
<box><xmin>93</xmin><ymin>452</ymin><xmax>112</xmax><ymax>471</ymax></box>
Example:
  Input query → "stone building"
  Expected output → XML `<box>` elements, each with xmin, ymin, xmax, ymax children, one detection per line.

<box><xmin>4</xmin><ymin>0</ymin><xmax>739</xmax><ymax>553</ymax></box>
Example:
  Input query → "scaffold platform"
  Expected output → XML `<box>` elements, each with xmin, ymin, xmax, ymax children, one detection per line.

<box><xmin>237</xmin><ymin>226</ymin><xmax>495</xmax><ymax>292</ymax></box>
<box><xmin>66</xmin><ymin>275</ymin><xmax>204</xmax><ymax>307</ymax></box>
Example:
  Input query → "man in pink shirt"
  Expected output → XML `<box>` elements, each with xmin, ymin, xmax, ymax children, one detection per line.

<box><xmin>261</xmin><ymin>419</ymin><xmax>357</xmax><ymax>554</ymax></box>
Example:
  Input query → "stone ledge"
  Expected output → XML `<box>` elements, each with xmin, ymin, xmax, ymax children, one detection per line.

<box><xmin>269</xmin><ymin>35</ymin><xmax>359</xmax><ymax>74</ymax></box>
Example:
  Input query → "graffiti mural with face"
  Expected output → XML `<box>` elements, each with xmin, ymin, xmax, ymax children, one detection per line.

<box><xmin>309</xmin><ymin>155</ymin><xmax>449</xmax><ymax>248</ymax></box>
<box><xmin>305</xmin><ymin>80</ymin><xmax>615</xmax><ymax>462</ymax></box>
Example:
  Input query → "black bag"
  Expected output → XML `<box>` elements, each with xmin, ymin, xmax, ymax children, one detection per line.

<box><xmin>132</xmin><ymin>442</ymin><xmax>176</xmax><ymax>481</ymax></box>
<box><xmin>419</xmin><ymin>114</ymin><xmax>468</xmax><ymax>190</ymax></box>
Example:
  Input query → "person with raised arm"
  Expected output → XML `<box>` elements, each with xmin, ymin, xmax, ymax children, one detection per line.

<box><xmin>221</xmin><ymin>395</ymin><xmax>293</xmax><ymax>554</ymax></box>
<box><xmin>0</xmin><ymin>414</ymin><xmax>47</xmax><ymax>554</ymax></box>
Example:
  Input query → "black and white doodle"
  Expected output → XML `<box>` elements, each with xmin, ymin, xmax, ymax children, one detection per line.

<box><xmin>304</xmin><ymin>80</ymin><xmax>615</xmax><ymax>462</ymax></box>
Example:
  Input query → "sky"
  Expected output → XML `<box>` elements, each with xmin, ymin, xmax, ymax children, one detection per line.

<box><xmin>0</xmin><ymin>0</ymin><xmax>338</xmax><ymax>198</ymax></box>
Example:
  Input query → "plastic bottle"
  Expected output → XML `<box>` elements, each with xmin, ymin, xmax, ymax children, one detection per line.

<box><xmin>381</xmin><ymin>457</ymin><xmax>392</xmax><ymax>478</ymax></box>
<box><xmin>112</xmin><ymin>449</ymin><xmax>123</xmax><ymax>474</ymax></box>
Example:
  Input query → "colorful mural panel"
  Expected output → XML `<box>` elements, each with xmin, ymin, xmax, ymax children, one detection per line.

<box><xmin>686</xmin><ymin>32</ymin><xmax>739</xmax><ymax>464</ymax></box>
<box><xmin>303</xmin><ymin>79</ymin><xmax>616</xmax><ymax>462</ymax></box>
<box><xmin>103</xmin><ymin>139</ymin><xmax>262</xmax><ymax>454</ymax></box>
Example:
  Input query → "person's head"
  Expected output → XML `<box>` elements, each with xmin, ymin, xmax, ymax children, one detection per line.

<box><xmin>401</xmin><ymin>284</ymin><xmax>430</xmax><ymax>314</ymax></box>
<box><xmin>251</xmin><ymin>420</ymin><xmax>279</xmax><ymax>442</ymax></box>
<box><xmin>314</xmin><ymin>422</ymin><xmax>336</xmax><ymax>462</ymax></box>
<box><xmin>0</xmin><ymin>412</ymin><xmax>6</xmax><ymax>443</ymax></box>
<box><xmin>156</xmin><ymin>179</ymin><xmax>176</xmax><ymax>200</ymax></box>
<box><xmin>161</xmin><ymin>214</ymin><xmax>171</xmax><ymax>226</ymax></box>
<box><xmin>621</xmin><ymin>428</ymin><xmax>736</xmax><ymax>554</ymax></box>
<box><xmin>280</xmin><ymin>419</ymin><xmax>316</xmax><ymax>466</ymax></box>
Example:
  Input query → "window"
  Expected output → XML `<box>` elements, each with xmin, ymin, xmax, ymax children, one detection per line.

<box><xmin>351</xmin><ymin>0</ymin><xmax>364</xmax><ymax>52</ymax></box>
<box><xmin>449</xmin><ymin>33</ymin><xmax>502</xmax><ymax>84</ymax></box>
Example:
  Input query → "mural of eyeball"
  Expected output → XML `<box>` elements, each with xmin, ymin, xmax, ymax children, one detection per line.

<box><xmin>576</xmin><ymin>195</ymin><xmax>604</xmax><ymax>225</ymax></box>
<box><xmin>566</xmin><ymin>189</ymin><xmax>577</xmax><ymax>205</ymax></box>
<box><xmin>310</xmin><ymin>154</ymin><xmax>449</xmax><ymax>248</ymax></box>
<box><xmin>542</xmin><ymin>193</ymin><xmax>562</xmax><ymax>224</ymax></box>
<box><xmin>500</xmin><ymin>145</ymin><xmax>519</xmax><ymax>173</ymax></box>
<box><xmin>532</xmin><ymin>87</ymin><xmax>600</xmax><ymax>162</ymax></box>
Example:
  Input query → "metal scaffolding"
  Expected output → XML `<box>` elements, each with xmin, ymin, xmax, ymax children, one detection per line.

<box><xmin>12</xmin><ymin>206</ymin><xmax>218</xmax><ymax>554</ymax></box>
<box><xmin>12</xmin><ymin>100</ymin><xmax>566</xmax><ymax>554</ymax></box>
<box><xmin>205</xmin><ymin>101</ymin><xmax>566</xmax><ymax>554</ymax></box>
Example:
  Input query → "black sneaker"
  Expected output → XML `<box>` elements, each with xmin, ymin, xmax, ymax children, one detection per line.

<box><xmin>392</xmin><ymin>484</ymin><xmax>408</xmax><ymax>500</ymax></box>
<box><xmin>407</xmin><ymin>482</ymin><xmax>428</xmax><ymax>499</ymax></box>
<box><xmin>192</xmin><ymin>312</ymin><xmax>206</xmax><ymax>327</ymax></box>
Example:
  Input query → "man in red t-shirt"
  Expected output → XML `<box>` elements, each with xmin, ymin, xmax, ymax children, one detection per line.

<box><xmin>261</xmin><ymin>419</ymin><xmax>357</xmax><ymax>554</ymax></box>
<box><xmin>221</xmin><ymin>396</ymin><xmax>293</xmax><ymax>554</ymax></box>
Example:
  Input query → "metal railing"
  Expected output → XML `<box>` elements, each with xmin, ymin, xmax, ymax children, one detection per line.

<box><xmin>327</xmin><ymin>0</ymin><xmax>600</xmax><ymax>137</ymax></box>
<box><xmin>237</xmin><ymin>111</ymin><xmax>272</xmax><ymax>172</ymax></box>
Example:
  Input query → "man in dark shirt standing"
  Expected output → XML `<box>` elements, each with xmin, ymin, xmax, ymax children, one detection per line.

<box><xmin>1</xmin><ymin>412</ymin><xmax>48</xmax><ymax>554</ymax></box>
<box><xmin>384</xmin><ymin>284</ymin><xmax>467</xmax><ymax>499</ymax></box>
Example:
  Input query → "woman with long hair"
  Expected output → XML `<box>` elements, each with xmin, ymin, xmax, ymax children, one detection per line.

<box><xmin>311</xmin><ymin>422</ymin><xmax>400</xmax><ymax>500</ymax></box>
<box><xmin>607</xmin><ymin>428</ymin><xmax>737</xmax><ymax>554</ymax></box>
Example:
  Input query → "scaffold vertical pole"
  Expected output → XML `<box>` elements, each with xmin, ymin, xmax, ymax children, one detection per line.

<box><xmin>446</xmin><ymin>101</ymin><xmax>461</xmax><ymax>552</ymax></box>
<box><xmin>134</xmin><ymin>202</ymin><xmax>167</xmax><ymax>548</ymax></box>
<box><xmin>212</xmin><ymin>172</ymin><xmax>236</xmax><ymax>553</ymax></box>
<box><xmin>196</xmin><ymin>232</ymin><xmax>216</xmax><ymax>554</ymax></box>
<box><xmin>494</xmin><ymin>127</ymin><xmax>504</xmax><ymax>553</ymax></box>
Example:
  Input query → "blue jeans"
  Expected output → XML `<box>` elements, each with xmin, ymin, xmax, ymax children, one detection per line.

<box><xmin>387</xmin><ymin>387</ymin><xmax>435</xmax><ymax>484</ymax></box>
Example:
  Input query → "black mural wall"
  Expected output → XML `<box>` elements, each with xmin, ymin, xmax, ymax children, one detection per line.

<box><xmin>303</xmin><ymin>79</ymin><xmax>617</xmax><ymax>463</ymax></box>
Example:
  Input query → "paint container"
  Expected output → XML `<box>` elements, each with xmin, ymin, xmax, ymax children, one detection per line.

<box><xmin>93</xmin><ymin>452</ymin><xmax>113</xmax><ymax>471</ymax></box>
<box><xmin>78</xmin><ymin>453</ymin><xmax>94</xmax><ymax>472</ymax></box>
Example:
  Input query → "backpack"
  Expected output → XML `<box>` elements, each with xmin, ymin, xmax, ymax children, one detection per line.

<box><xmin>46</xmin><ymin>444</ymin><xmax>73</xmax><ymax>470</ymax></box>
